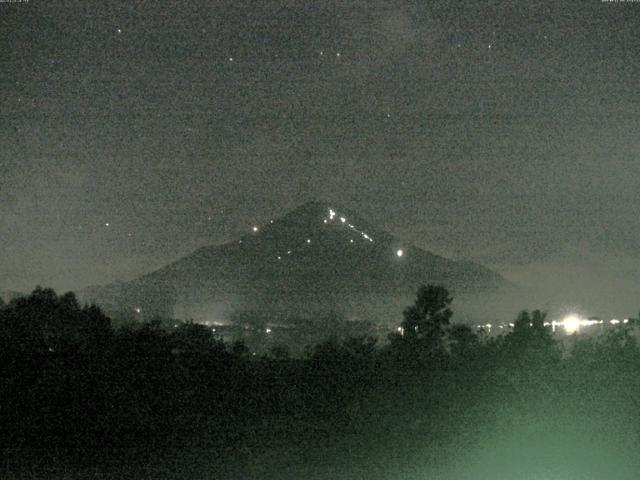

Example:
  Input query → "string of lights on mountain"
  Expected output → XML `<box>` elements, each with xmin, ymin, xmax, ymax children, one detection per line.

<box><xmin>244</xmin><ymin>207</ymin><xmax>403</xmax><ymax>262</ymax></box>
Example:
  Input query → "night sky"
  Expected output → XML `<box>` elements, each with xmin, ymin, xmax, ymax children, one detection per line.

<box><xmin>2</xmin><ymin>1</ymin><xmax>640</xmax><ymax>316</ymax></box>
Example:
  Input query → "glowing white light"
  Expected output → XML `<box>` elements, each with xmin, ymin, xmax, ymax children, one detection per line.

<box><xmin>336</xmin><ymin>52</ymin><xmax>341</xmax><ymax>57</ymax></box>
<box><xmin>134</xmin><ymin>307</ymin><xmax>141</xmax><ymax>314</ymax></box>
<box><xmin>104</xmin><ymin>222</ymin><xmax>110</xmax><ymax>227</ymax></box>
<box><xmin>610</xmin><ymin>319</ymin><xmax>620</xmax><ymax>325</ymax></box>
<box><xmin>306</xmin><ymin>239</ymin><xmax>311</xmax><ymax>244</ymax></box>
<box><xmin>328</xmin><ymin>209</ymin><xmax>336</xmax><ymax>219</ymax></box>
<box><xmin>252</xmin><ymin>226</ymin><xmax>259</xmax><ymax>232</ymax></box>
<box><xmin>117</xmin><ymin>28</ymin><xmax>122</xmax><ymax>34</ymax></box>
<box><xmin>323</xmin><ymin>219</ymin><xmax>328</xmax><ymax>224</ymax></box>
<box><xmin>485</xmin><ymin>323</ymin><xmax>492</xmax><ymax>329</ymax></box>
<box><xmin>277</xmin><ymin>256</ymin><xmax>281</xmax><ymax>260</ymax></box>
<box><xmin>350</xmin><ymin>239</ymin><xmax>354</xmax><ymax>243</ymax></box>
<box><xmin>624</xmin><ymin>318</ymin><xmax>629</xmax><ymax>324</ymax></box>
<box><xmin>228</xmin><ymin>57</ymin><xmax>234</xmax><ymax>62</ymax></box>
<box><xmin>562</xmin><ymin>315</ymin><xmax>582</xmax><ymax>334</ymax></box>
<box><xmin>287</xmin><ymin>250</ymin><xmax>292</xmax><ymax>254</ymax></box>
<box><xmin>340</xmin><ymin>217</ymin><xmax>346</xmax><ymax>223</ymax></box>
<box><xmin>270</xmin><ymin>220</ymin><xmax>274</xmax><ymax>224</ymax></box>
<box><xmin>396</xmin><ymin>249</ymin><xmax>404</xmax><ymax>257</ymax></box>
<box><xmin>265</xmin><ymin>328</ymin><xmax>272</xmax><ymax>334</ymax></box>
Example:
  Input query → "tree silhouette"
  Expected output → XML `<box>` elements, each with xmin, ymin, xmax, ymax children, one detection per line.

<box><xmin>171</xmin><ymin>321</ymin><xmax>225</xmax><ymax>355</ymax></box>
<box><xmin>448</xmin><ymin>323</ymin><xmax>480</xmax><ymax>361</ymax></box>
<box><xmin>231</xmin><ymin>339</ymin><xmax>250</xmax><ymax>358</ymax></box>
<box><xmin>269</xmin><ymin>344</ymin><xmax>290</xmax><ymax>360</ymax></box>
<box><xmin>511</xmin><ymin>309</ymin><xmax>551</xmax><ymax>343</ymax></box>
<box><xmin>505</xmin><ymin>309</ymin><xmax>559</xmax><ymax>368</ymax></box>
<box><xmin>385</xmin><ymin>285</ymin><xmax>453</xmax><ymax>370</ymax></box>
<box><xmin>401</xmin><ymin>285</ymin><xmax>452</xmax><ymax>351</ymax></box>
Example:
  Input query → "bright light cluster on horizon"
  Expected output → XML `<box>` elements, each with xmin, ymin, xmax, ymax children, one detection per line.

<box><xmin>552</xmin><ymin>314</ymin><xmax>606</xmax><ymax>334</ymax></box>
<box><xmin>475</xmin><ymin>314</ymin><xmax>631</xmax><ymax>335</ymax></box>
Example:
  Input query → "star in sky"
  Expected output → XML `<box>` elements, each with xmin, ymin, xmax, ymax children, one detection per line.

<box><xmin>2</xmin><ymin>0</ymin><xmax>640</xmax><ymax>320</ymax></box>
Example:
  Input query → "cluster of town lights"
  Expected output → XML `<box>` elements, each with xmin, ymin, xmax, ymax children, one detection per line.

<box><xmin>476</xmin><ymin>314</ymin><xmax>629</xmax><ymax>335</ymax></box>
<box><xmin>553</xmin><ymin>314</ymin><xmax>627</xmax><ymax>334</ymax></box>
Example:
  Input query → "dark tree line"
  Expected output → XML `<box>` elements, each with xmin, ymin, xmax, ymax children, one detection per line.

<box><xmin>1</xmin><ymin>286</ymin><xmax>640</xmax><ymax>479</ymax></box>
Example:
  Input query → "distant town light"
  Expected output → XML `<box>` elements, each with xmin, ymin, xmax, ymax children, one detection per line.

<box><xmin>561</xmin><ymin>314</ymin><xmax>582</xmax><ymax>334</ymax></box>
<box><xmin>252</xmin><ymin>226</ymin><xmax>259</xmax><ymax>232</ymax></box>
<box><xmin>396</xmin><ymin>249</ymin><xmax>404</xmax><ymax>257</ymax></box>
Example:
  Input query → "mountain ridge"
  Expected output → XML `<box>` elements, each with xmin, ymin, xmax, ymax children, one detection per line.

<box><xmin>81</xmin><ymin>201</ymin><xmax>506</xmax><ymax>323</ymax></box>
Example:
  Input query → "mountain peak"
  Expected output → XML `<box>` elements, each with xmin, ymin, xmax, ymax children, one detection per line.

<box><xmin>82</xmin><ymin>201</ymin><xmax>506</xmax><ymax>323</ymax></box>
<box><xmin>280</xmin><ymin>199</ymin><xmax>348</xmax><ymax>221</ymax></box>
<box><xmin>246</xmin><ymin>200</ymin><xmax>386</xmax><ymax>250</ymax></box>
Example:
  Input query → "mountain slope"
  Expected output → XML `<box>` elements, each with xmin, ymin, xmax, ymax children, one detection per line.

<box><xmin>82</xmin><ymin>201</ymin><xmax>505</xmax><ymax>323</ymax></box>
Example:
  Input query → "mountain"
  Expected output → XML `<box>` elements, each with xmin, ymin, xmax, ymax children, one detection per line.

<box><xmin>82</xmin><ymin>201</ymin><xmax>506</xmax><ymax>324</ymax></box>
